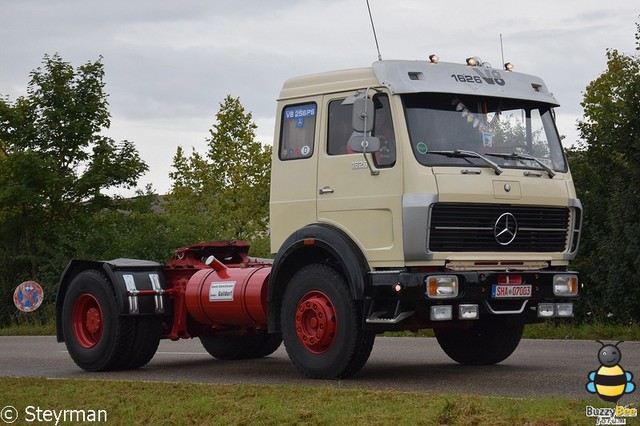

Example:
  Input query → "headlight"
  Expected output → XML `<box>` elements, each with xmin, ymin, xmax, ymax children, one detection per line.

<box><xmin>553</xmin><ymin>275</ymin><xmax>578</xmax><ymax>296</ymax></box>
<box><xmin>426</xmin><ymin>276</ymin><xmax>458</xmax><ymax>299</ymax></box>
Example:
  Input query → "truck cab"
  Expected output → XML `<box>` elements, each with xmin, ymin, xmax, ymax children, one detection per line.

<box><xmin>269</xmin><ymin>57</ymin><xmax>581</xmax><ymax>376</ymax></box>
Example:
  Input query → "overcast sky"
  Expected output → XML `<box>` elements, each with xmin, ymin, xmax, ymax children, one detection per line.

<box><xmin>1</xmin><ymin>0</ymin><xmax>638</xmax><ymax>195</ymax></box>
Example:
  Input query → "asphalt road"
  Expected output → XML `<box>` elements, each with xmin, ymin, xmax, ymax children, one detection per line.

<box><xmin>1</xmin><ymin>336</ymin><xmax>638</xmax><ymax>399</ymax></box>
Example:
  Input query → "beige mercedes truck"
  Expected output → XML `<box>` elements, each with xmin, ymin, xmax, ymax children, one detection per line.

<box><xmin>268</xmin><ymin>56</ymin><xmax>581</xmax><ymax>378</ymax></box>
<box><xmin>56</xmin><ymin>56</ymin><xmax>582</xmax><ymax>381</ymax></box>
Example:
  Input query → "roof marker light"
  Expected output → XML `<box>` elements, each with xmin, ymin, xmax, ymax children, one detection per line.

<box><xmin>504</xmin><ymin>62</ymin><xmax>515</xmax><ymax>71</ymax></box>
<box><xmin>465</xmin><ymin>56</ymin><xmax>490</xmax><ymax>67</ymax></box>
<box><xmin>429</xmin><ymin>54</ymin><xmax>439</xmax><ymax>63</ymax></box>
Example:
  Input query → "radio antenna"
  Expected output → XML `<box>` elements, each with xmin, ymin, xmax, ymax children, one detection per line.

<box><xmin>500</xmin><ymin>34</ymin><xmax>505</xmax><ymax>68</ymax></box>
<box><xmin>366</xmin><ymin>0</ymin><xmax>382</xmax><ymax>61</ymax></box>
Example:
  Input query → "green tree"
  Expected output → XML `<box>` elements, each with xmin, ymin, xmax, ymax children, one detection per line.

<box><xmin>167</xmin><ymin>95</ymin><xmax>272</xmax><ymax>256</ymax></box>
<box><xmin>569</xmin><ymin>22</ymin><xmax>640</xmax><ymax>323</ymax></box>
<box><xmin>72</xmin><ymin>188</ymin><xmax>174</xmax><ymax>263</ymax></box>
<box><xmin>0</xmin><ymin>54</ymin><xmax>148</xmax><ymax>324</ymax></box>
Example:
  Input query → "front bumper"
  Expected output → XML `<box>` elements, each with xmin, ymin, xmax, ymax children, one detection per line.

<box><xmin>363</xmin><ymin>269</ymin><xmax>579</xmax><ymax>330</ymax></box>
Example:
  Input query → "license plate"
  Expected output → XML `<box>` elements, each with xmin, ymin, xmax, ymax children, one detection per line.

<box><xmin>491</xmin><ymin>285</ymin><xmax>532</xmax><ymax>298</ymax></box>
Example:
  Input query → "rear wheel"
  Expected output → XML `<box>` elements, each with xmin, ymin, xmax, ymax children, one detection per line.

<box><xmin>281</xmin><ymin>264</ymin><xmax>375</xmax><ymax>379</ymax></box>
<box><xmin>61</xmin><ymin>270</ymin><xmax>136</xmax><ymax>371</ymax></box>
<box><xmin>123</xmin><ymin>317</ymin><xmax>162</xmax><ymax>369</ymax></box>
<box><xmin>434</xmin><ymin>316</ymin><xmax>524</xmax><ymax>365</ymax></box>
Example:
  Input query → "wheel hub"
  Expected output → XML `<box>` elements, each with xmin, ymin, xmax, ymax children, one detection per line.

<box><xmin>295</xmin><ymin>291</ymin><xmax>337</xmax><ymax>354</ymax></box>
<box><xmin>85</xmin><ymin>307</ymin><xmax>101</xmax><ymax>334</ymax></box>
<box><xmin>72</xmin><ymin>294</ymin><xmax>103</xmax><ymax>348</ymax></box>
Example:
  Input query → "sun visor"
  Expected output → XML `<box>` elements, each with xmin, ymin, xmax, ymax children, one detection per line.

<box><xmin>372</xmin><ymin>60</ymin><xmax>559</xmax><ymax>106</ymax></box>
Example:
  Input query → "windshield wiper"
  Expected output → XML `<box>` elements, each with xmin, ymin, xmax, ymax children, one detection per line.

<box><xmin>429</xmin><ymin>150</ymin><xmax>503</xmax><ymax>175</ymax></box>
<box><xmin>485</xmin><ymin>152</ymin><xmax>556</xmax><ymax>178</ymax></box>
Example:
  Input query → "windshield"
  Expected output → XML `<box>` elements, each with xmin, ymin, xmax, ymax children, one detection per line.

<box><xmin>402</xmin><ymin>93</ymin><xmax>567</xmax><ymax>172</ymax></box>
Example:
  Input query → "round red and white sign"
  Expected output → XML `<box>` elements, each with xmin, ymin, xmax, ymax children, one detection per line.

<box><xmin>13</xmin><ymin>281</ymin><xmax>44</xmax><ymax>312</ymax></box>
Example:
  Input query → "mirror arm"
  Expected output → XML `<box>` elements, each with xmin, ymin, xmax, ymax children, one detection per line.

<box><xmin>361</xmin><ymin>92</ymin><xmax>379</xmax><ymax>176</ymax></box>
<box><xmin>363</xmin><ymin>152</ymin><xmax>380</xmax><ymax>176</ymax></box>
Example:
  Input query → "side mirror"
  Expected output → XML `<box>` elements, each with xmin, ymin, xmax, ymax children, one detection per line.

<box><xmin>352</xmin><ymin>98</ymin><xmax>375</xmax><ymax>133</ymax></box>
<box><xmin>348</xmin><ymin>132</ymin><xmax>380</xmax><ymax>153</ymax></box>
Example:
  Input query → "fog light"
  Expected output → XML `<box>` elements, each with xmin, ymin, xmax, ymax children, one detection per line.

<box><xmin>426</xmin><ymin>276</ymin><xmax>459</xmax><ymax>298</ymax></box>
<box><xmin>556</xmin><ymin>303</ymin><xmax>574</xmax><ymax>317</ymax></box>
<box><xmin>538</xmin><ymin>303</ymin><xmax>555</xmax><ymax>318</ymax></box>
<box><xmin>553</xmin><ymin>275</ymin><xmax>578</xmax><ymax>296</ymax></box>
<box><xmin>459</xmin><ymin>304</ymin><xmax>479</xmax><ymax>320</ymax></box>
<box><xmin>430</xmin><ymin>305</ymin><xmax>452</xmax><ymax>321</ymax></box>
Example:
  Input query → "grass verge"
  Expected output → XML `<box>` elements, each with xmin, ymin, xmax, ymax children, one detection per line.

<box><xmin>0</xmin><ymin>377</ymin><xmax>598</xmax><ymax>425</ymax></box>
<box><xmin>0</xmin><ymin>321</ymin><xmax>55</xmax><ymax>336</ymax></box>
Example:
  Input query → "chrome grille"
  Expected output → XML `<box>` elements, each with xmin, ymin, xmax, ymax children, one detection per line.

<box><xmin>428</xmin><ymin>203</ymin><xmax>569</xmax><ymax>252</ymax></box>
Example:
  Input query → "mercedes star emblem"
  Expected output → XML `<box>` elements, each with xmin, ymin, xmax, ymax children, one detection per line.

<box><xmin>494</xmin><ymin>212</ymin><xmax>518</xmax><ymax>245</ymax></box>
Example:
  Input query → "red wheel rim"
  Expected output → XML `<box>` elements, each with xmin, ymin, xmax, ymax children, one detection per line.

<box><xmin>295</xmin><ymin>290</ymin><xmax>337</xmax><ymax>354</ymax></box>
<box><xmin>72</xmin><ymin>294</ymin><xmax>103</xmax><ymax>348</ymax></box>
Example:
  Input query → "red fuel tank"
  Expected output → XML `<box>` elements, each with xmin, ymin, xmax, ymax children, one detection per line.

<box><xmin>184</xmin><ymin>264</ymin><xmax>270</xmax><ymax>327</ymax></box>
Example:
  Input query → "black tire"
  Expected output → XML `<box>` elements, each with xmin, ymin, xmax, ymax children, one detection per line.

<box><xmin>61</xmin><ymin>270</ymin><xmax>136</xmax><ymax>371</ymax></box>
<box><xmin>280</xmin><ymin>264</ymin><xmax>374</xmax><ymax>379</ymax></box>
<box><xmin>122</xmin><ymin>317</ymin><xmax>162</xmax><ymax>369</ymax></box>
<box><xmin>200</xmin><ymin>332</ymin><xmax>282</xmax><ymax>360</ymax></box>
<box><xmin>341</xmin><ymin>329</ymin><xmax>375</xmax><ymax>378</ymax></box>
<box><xmin>434</xmin><ymin>316</ymin><xmax>524</xmax><ymax>365</ymax></box>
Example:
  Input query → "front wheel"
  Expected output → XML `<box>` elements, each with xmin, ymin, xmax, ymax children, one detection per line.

<box><xmin>434</xmin><ymin>316</ymin><xmax>524</xmax><ymax>365</ymax></box>
<box><xmin>281</xmin><ymin>264</ymin><xmax>374</xmax><ymax>379</ymax></box>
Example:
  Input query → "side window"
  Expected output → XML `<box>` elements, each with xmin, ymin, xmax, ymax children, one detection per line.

<box><xmin>327</xmin><ymin>100</ymin><xmax>352</xmax><ymax>155</ymax></box>
<box><xmin>279</xmin><ymin>103</ymin><xmax>316</xmax><ymax>160</ymax></box>
<box><xmin>326</xmin><ymin>94</ymin><xmax>396</xmax><ymax>168</ymax></box>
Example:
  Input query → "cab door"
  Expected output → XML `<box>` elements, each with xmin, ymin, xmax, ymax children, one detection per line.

<box><xmin>316</xmin><ymin>92</ymin><xmax>404</xmax><ymax>267</ymax></box>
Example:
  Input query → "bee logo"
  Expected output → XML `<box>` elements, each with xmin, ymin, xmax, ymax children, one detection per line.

<box><xmin>586</xmin><ymin>340</ymin><xmax>635</xmax><ymax>403</ymax></box>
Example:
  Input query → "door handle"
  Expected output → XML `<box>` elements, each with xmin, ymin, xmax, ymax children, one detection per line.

<box><xmin>319</xmin><ymin>186</ymin><xmax>335</xmax><ymax>195</ymax></box>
